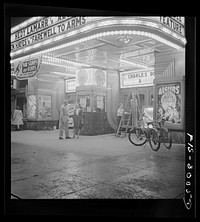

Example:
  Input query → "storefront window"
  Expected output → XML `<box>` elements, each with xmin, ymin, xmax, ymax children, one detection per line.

<box><xmin>156</xmin><ymin>82</ymin><xmax>181</xmax><ymax>125</ymax></box>
<box><xmin>38</xmin><ymin>95</ymin><xmax>52</xmax><ymax>119</ymax></box>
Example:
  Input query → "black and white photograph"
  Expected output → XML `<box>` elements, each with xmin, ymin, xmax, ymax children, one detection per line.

<box><xmin>4</xmin><ymin>4</ymin><xmax>196</xmax><ymax>217</ymax></box>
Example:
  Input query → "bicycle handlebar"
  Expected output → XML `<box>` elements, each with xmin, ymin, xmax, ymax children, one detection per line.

<box><xmin>139</xmin><ymin>113</ymin><xmax>166</xmax><ymax>127</ymax></box>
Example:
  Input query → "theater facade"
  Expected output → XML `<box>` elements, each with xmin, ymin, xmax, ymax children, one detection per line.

<box><xmin>10</xmin><ymin>16</ymin><xmax>186</xmax><ymax>142</ymax></box>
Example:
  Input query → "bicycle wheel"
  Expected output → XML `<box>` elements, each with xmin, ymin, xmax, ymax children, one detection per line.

<box><xmin>161</xmin><ymin>128</ymin><xmax>172</xmax><ymax>149</ymax></box>
<box><xmin>148</xmin><ymin>128</ymin><xmax>161</xmax><ymax>151</ymax></box>
<box><xmin>128</xmin><ymin>127</ymin><xmax>147</xmax><ymax>146</ymax></box>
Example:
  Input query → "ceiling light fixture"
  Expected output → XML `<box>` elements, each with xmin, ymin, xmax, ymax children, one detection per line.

<box><xmin>116</xmin><ymin>35</ymin><xmax>133</xmax><ymax>45</ymax></box>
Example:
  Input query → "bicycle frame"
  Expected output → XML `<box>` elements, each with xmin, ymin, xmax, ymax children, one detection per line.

<box><xmin>150</xmin><ymin>116</ymin><xmax>172</xmax><ymax>149</ymax></box>
<box><xmin>128</xmin><ymin>115</ymin><xmax>158</xmax><ymax>147</ymax></box>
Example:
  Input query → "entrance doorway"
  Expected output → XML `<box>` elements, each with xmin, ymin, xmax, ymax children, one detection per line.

<box><xmin>121</xmin><ymin>86</ymin><xmax>153</xmax><ymax>126</ymax></box>
<box><xmin>16</xmin><ymin>96</ymin><xmax>27</xmax><ymax>118</ymax></box>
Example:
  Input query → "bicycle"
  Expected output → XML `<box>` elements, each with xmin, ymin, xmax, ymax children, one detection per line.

<box><xmin>128</xmin><ymin>114</ymin><xmax>172</xmax><ymax>151</ymax></box>
<box><xmin>150</xmin><ymin>115</ymin><xmax>172</xmax><ymax>150</ymax></box>
<box><xmin>128</xmin><ymin>114</ymin><xmax>160</xmax><ymax>151</ymax></box>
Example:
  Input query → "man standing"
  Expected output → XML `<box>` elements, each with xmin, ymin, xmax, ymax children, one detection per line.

<box><xmin>59</xmin><ymin>99</ymin><xmax>71</xmax><ymax>139</ymax></box>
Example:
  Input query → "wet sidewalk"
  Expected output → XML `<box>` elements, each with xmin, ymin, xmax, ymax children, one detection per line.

<box><xmin>11</xmin><ymin>129</ymin><xmax>185</xmax><ymax>199</ymax></box>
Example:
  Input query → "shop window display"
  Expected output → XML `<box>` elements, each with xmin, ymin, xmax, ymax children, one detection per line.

<box><xmin>38</xmin><ymin>95</ymin><xmax>51</xmax><ymax>119</ymax></box>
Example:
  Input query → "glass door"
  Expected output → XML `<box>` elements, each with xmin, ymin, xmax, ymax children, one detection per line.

<box><xmin>136</xmin><ymin>90</ymin><xmax>147</xmax><ymax>115</ymax></box>
<box><xmin>121</xmin><ymin>87</ymin><xmax>153</xmax><ymax>126</ymax></box>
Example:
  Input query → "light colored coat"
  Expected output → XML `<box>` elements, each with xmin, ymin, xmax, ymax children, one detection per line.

<box><xmin>11</xmin><ymin>109</ymin><xmax>23</xmax><ymax>125</ymax></box>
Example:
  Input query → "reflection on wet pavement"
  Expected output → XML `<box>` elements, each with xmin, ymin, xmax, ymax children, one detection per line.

<box><xmin>11</xmin><ymin>139</ymin><xmax>185</xmax><ymax>199</ymax></box>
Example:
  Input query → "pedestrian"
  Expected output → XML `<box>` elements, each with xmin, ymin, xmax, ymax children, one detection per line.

<box><xmin>11</xmin><ymin>106</ymin><xmax>24</xmax><ymax>131</ymax></box>
<box><xmin>59</xmin><ymin>99</ymin><xmax>71</xmax><ymax>140</ymax></box>
<box><xmin>116</xmin><ymin>103</ymin><xmax>124</xmax><ymax>130</ymax></box>
<box><xmin>72</xmin><ymin>103</ymin><xmax>84</xmax><ymax>139</ymax></box>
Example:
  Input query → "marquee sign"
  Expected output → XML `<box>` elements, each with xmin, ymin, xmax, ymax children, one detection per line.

<box><xmin>65</xmin><ymin>79</ymin><xmax>77</xmax><ymax>92</ymax></box>
<box><xmin>140</xmin><ymin>16</ymin><xmax>185</xmax><ymax>37</ymax></box>
<box><xmin>12</xmin><ymin>56</ymin><xmax>42</xmax><ymax>80</ymax></box>
<box><xmin>11</xmin><ymin>17</ymin><xmax>88</xmax><ymax>52</ymax></box>
<box><xmin>120</xmin><ymin>69</ymin><xmax>155</xmax><ymax>88</ymax></box>
<box><xmin>10</xmin><ymin>16</ymin><xmax>186</xmax><ymax>58</ymax></box>
<box><xmin>160</xmin><ymin>16</ymin><xmax>185</xmax><ymax>36</ymax></box>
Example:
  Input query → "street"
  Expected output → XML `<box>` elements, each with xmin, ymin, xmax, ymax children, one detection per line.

<box><xmin>11</xmin><ymin>129</ymin><xmax>185</xmax><ymax>199</ymax></box>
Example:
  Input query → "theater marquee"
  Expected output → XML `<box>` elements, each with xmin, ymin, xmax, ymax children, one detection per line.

<box><xmin>11</xmin><ymin>17</ymin><xmax>89</xmax><ymax>52</ymax></box>
<box><xmin>120</xmin><ymin>69</ymin><xmax>155</xmax><ymax>88</ymax></box>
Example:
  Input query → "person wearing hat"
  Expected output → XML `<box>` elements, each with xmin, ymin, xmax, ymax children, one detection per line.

<box><xmin>72</xmin><ymin>103</ymin><xmax>84</xmax><ymax>139</ymax></box>
<box><xmin>11</xmin><ymin>106</ymin><xmax>24</xmax><ymax>131</ymax></box>
<box><xmin>59</xmin><ymin>99</ymin><xmax>71</xmax><ymax>139</ymax></box>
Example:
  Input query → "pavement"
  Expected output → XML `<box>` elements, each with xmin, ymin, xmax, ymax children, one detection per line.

<box><xmin>10</xmin><ymin>129</ymin><xmax>185</xmax><ymax>199</ymax></box>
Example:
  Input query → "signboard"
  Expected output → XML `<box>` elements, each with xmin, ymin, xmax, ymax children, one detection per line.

<box><xmin>11</xmin><ymin>17</ymin><xmax>87</xmax><ymax>52</ymax></box>
<box><xmin>160</xmin><ymin>16</ymin><xmax>185</xmax><ymax>36</ymax></box>
<box><xmin>27</xmin><ymin>95</ymin><xmax>36</xmax><ymax>119</ymax></box>
<box><xmin>11</xmin><ymin>16</ymin><xmax>185</xmax><ymax>54</ymax></box>
<box><xmin>120</xmin><ymin>70</ymin><xmax>155</xmax><ymax>88</ymax></box>
<box><xmin>156</xmin><ymin>82</ymin><xmax>181</xmax><ymax>124</ymax></box>
<box><xmin>12</xmin><ymin>56</ymin><xmax>42</xmax><ymax>80</ymax></box>
<box><xmin>38</xmin><ymin>95</ymin><xmax>51</xmax><ymax>119</ymax></box>
<box><xmin>65</xmin><ymin>79</ymin><xmax>77</xmax><ymax>92</ymax></box>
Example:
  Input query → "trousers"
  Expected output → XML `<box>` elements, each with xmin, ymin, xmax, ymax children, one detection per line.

<box><xmin>59</xmin><ymin>115</ymin><xmax>69</xmax><ymax>138</ymax></box>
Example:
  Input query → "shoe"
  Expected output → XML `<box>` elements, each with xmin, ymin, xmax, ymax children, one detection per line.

<box><xmin>59</xmin><ymin>137</ymin><xmax>64</xmax><ymax>140</ymax></box>
<box><xmin>66</xmin><ymin>137</ymin><xmax>71</xmax><ymax>139</ymax></box>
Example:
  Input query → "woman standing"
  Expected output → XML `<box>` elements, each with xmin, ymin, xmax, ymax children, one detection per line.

<box><xmin>73</xmin><ymin>103</ymin><xmax>84</xmax><ymax>139</ymax></box>
<box><xmin>11</xmin><ymin>106</ymin><xmax>24</xmax><ymax>131</ymax></box>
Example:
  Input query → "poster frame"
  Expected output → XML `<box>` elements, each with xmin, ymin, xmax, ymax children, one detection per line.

<box><xmin>154</xmin><ymin>76</ymin><xmax>185</xmax><ymax>131</ymax></box>
<box><xmin>38</xmin><ymin>94</ymin><xmax>52</xmax><ymax>120</ymax></box>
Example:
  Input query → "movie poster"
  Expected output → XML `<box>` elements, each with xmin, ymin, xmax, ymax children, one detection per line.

<box><xmin>156</xmin><ymin>82</ymin><xmax>181</xmax><ymax>124</ymax></box>
<box><xmin>38</xmin><ymin>95</ymin><xmax>51</xmax><ymax>119</ymax></box>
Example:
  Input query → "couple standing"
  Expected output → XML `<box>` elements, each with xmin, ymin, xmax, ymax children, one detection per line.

<box><xmin>59</xmin><ymin>99</ymin><xmax>83</xmax><ymax>140</ymax></box>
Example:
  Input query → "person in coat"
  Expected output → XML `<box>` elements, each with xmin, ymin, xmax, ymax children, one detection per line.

<box><xmin>116</xmin><ymin>103</ymin><xmax>125</xmax><ymax>135</ymax></box>
<box><xmin>11</xmin><ymin>106</ymin><xmax>23</xmax><ymax>131</ymax></box>
<box><xmin>72</xmin><ymin>103</ymin><xmax>84</xmax><ymax>139</ymax></box>
<box><xmin>59</xmin><ymin>99</ymin><xmax>71</xmax><ymax>139</ymax></box>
